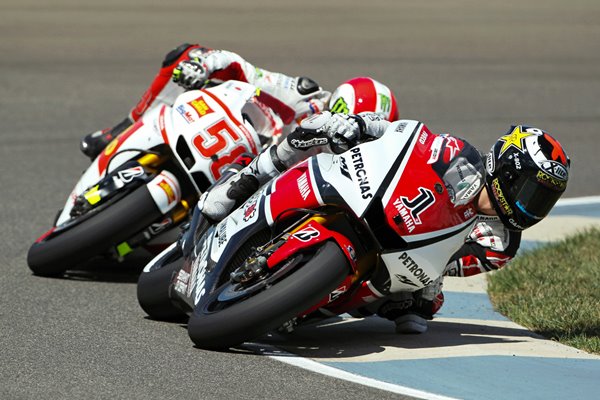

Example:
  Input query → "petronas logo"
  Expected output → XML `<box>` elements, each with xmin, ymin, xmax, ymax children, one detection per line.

<box><xmin>330</xmin><ymin>97</ymin><xmax>349</xmax><ymax>114</ymax></box>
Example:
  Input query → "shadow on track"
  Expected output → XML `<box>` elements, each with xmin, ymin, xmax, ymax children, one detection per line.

<box><xmin>250</xmin><ymin>316</ymin><xmax>546</xmax><ymax>359</ymax></box>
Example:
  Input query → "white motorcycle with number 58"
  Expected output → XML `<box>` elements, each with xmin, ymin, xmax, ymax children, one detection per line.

<box><xmin>28</xmin><ymin>81</ymin><xmax>282</xmax><ymax>276</ymax></box>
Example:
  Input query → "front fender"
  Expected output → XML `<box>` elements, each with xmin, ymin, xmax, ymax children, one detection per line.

<box><xmin>266</xmin><ymin>217</ymin><xmax>359</xmax><ymax>275</ymax></box>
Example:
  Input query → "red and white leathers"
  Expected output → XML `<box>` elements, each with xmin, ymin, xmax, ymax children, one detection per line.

<box><xmin>129</xmin><ymin>43</ymin><xmax>330</xmax><ymax>136</ymax></box>
<box><xmin>198</xmin><ymin>111</ymin><xmax>522</xmax><ymax>332</ymax></box>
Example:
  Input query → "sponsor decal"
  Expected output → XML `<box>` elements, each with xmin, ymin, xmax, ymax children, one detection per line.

<box><xmin>398</xmin><ymin>252</ymin><xmax>434</xmax><ymax>286</ymax></box>
<box><xmin>346</xmin><ymin>245</ymin><xmax>357</xmax><ymax>262</ymax></box>
<box><xmin>394</xmin><ymin>274</ymin><xmax>419</xmax><ymax>287</ymax></box>
<box><xmin>243</xmin><ymin>195</ymin><xmax>259</xmax><ymax>222</ymax></box>
<box><xmin>350</xmin><ymin>147</ymin><xmax>373</xmax><ymax>199</ymax></box>
<box><xmin>395</xmin><ymin>122</ymin><xmax>408</xmax><ymax>133</ymax></box>
<box><xmin>329</xmin><ymin>285</ymin><xmax>348</xmax><ymax>302</ymax></box>
<box><xmin>512</xmin><ymin>153</ymin><xmax>522</xmax><ymax>170</ymax></box>
<box><xmin>148</xmin><ymin>217</ymin><xmax>173</xmax><ymax>235</ymax></box>
<box><xmin>157</xmin><ymin>179</ymin><xmax>176</xmax><ymax>204</ymax></box>
<box><xmin>339</xmin><ymin>156</ymin><xmax>351</xmax><ymax>179</ymax></box>
<box><xmin>296</xmin><ymin>173</ymin><xmax>311</xmax><ymax>201</ymax></box>
<box><xmin>117</xmin><ymin>166</ymin><xmax>144</xmax><ymax>183</ymax></box>
<box><xmin>290</xmin><ymin>137</ymin><xmax>329</xmax><ymax>149</ymax></box>
<box><xmin>188</xmin><ymin>97</ymin><xmax>213</xmax><ymax>118</ymax></box>
<box><xmin>540</xmin><ymin>160</ymin><xmax>568</xmax><ymax>180</ymax></box>
<box><xmin>173</xmin><ymin>269</ymin><xmax>190</xmax><ymax>296</ymax></box>
<box><xmin>103</xmin><ymin>138</ymin><xmax>119</xmax><ymax>157</ymax></box>
<box><xmin>418</xmin><ymin>130</ymin><xmax>428</xmax><ymax>145</ymax></box>
<box><xmin>191</xmin><ymin>238</ymin><xmax>211</xmax><ymax>304</ymax></box>
<box><xmin>536</xmin><ymin>170</ymin><xmax>567</xmax><ymax>190</ymax></box>
<box><xmin>486</xmin><ymin>152</ymin><xmax>495</xmax><ymax>173</ymax></box>
<box><xmin>491</xmin><ymin>178</ymin><xmax>513</xmax><ymax>215</ymax></box>
<box><xmin>379</xmin><ymin>94</ymin><xmax>391</xmax><ymax>113</ymax></box>
<box><xmin>464</xmin><ymin>207</ymin><xmax>476</xmax><ymax>219</ymax></box>
<box><xmin>216</xmin><ymin>221</ymin><xmax>228</xmax><ymax>247</ymax></box>
<box><xmin>508</xmin><ymin>218</ymin><xmax>525</xmax><ymax>230</ymax></box>
<box><xmin>176</xmin><ymin>104</ymin><xmax>195</xmax><ymax>124</ymax></box>
<box><xmin>293</xmin><ymin>226</ymin><xmax>321</xmax><ymax>242</ymax></box>
<box><xmin>428</xmin><ymin>136</ymin><xmax>444</xmax><ymax>164</ymax></box>
<box><xmin>498</xmin><ymin>126</ymin><xmax>535</xmax><ymax>156</ymax></box>
<box><xmin>392</xmin><ymin>187</ymin><xmax>435</xmax><ymax>233</ymax></box>
<box><xmin>459</xmin><ymin>179</ymin><xmax>482</xmax><ymax>202</ymax></box>
<box><xmin>444</xmin><ymin>136</ymin><xmax>461</xmax><ymax>161</ymax></box>
<box><xmin>329</xmin><ymin>97</ymin><xmax>349</xmax><ymax>114</ymax></box>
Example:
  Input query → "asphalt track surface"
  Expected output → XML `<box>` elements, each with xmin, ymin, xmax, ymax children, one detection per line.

<box><xmin>1</xmin><ymin>1</ymin><xmax>599</xmax><ymax>399</ymax></box>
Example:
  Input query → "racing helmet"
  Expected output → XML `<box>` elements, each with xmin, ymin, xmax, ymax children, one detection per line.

<box><xmin>329</xmin><ymin>77</ymin><xmax>399</xmax><ymax>121</ymax></box>
<box><xmin>485</xmin><ymin>125</ymin><xmax>570</xmax><ymax>231</ymax></box>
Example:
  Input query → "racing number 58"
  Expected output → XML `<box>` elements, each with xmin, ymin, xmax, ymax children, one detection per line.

<box><xmin>193</xmin><ymin>119</ymin><xmax>247</xmax><ymax>180</ymax></box>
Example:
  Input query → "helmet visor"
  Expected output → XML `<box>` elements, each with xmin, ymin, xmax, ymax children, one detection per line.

<box><xmin>512</xmin><ymin>177</ymin><xmax>563</xmax><ymax>220</ymax></box>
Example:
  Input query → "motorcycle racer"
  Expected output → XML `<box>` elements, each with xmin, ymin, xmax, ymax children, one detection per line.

<box><xmin>80</xmin><ymin>43</ymin><xmax>398</xmax><ymax>159</ymax></box>
<box><xmin>196</xmin><ymin>112</ymin><xmax>570</xmax><ymax>334</ymax></box>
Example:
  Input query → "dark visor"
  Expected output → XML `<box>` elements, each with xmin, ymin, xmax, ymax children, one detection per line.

<box><xmin>512</xmin><ymin>177</ymin><xmax>563</xmax><ymax>220</ymax></box>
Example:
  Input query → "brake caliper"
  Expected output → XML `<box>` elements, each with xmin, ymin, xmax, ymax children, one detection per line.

<box><xmin>230</xmin><ymin>255</ymin><xmax>268</xmax><ymax>284</ymax></box>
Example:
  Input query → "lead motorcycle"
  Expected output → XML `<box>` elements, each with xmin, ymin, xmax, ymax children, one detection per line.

<box><xmin>137</xmin><ymin>119</ymin><xmax>479</xmax><ymax>350</ymax></box>
<box><xmin>28</xmin><ymin>80</ymin><xmax>282</xmax><ymax>276</ymax></box>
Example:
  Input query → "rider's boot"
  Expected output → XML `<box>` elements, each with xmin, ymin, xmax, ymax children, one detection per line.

<box><xmin>199</xmin><ymin>145</ymin><xmax>286</xmax><ymax>222</ymax></box>
<box><xmin>377</xmin><ymin>287</ymin><xmax>444</xmax><ymax>334</ymax></box>
<box><xmin>80</xmin><ymin>117</ymin><xmax>133</xmax><ymax>160</ymax></box>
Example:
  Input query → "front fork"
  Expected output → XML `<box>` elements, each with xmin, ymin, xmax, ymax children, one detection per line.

<box><xmin>234</xmin><ymin>213</ymin><xmax>381</xmax><ymax>318</ymax></box>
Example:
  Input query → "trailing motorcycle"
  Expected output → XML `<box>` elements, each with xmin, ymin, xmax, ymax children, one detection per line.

<box><xmin>137</xmin><ymin>120</ymin><xmax>479</xmax><ymax>349</ymax></box>
<box><xmin>28</xmin><ymin>81</ymin><xmax>282</xmax><ymax>276</ymax></box>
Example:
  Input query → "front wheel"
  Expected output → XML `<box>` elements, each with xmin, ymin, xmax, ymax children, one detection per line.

<box><xmin>137</xmin><ymin>250</ymin><xmax>188</xmax><ymax>322</ymax></box>
<box><xmin>27</xmin><ymin>185</ymin><xmax>163</xmax><ymax>277</ymax></box>
<box><xmin>187</xmin><ymin>241</ymin><xmax>350</xmax><ymax>350</ymax></box>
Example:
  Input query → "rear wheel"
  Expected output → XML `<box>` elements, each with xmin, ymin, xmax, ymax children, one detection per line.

<box><xmin>27</xmin><ymin>185</ymin><xmax>163</xmax><ymax>276</ymax></box>
<box><xmin>187</xmin><ymin>241</ymin><xmax>350</xmax><ymax>350</ymax></box>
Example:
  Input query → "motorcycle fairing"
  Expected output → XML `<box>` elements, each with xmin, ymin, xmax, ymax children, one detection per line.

<box><xmin>56</xmin><ymin>113</ymin><xmax>167</xmax><ymax>226</ymax></box>
<box><xmin>305</xmin><ymin>119</ymin><xmax>479</xmax><ymax>293</ymax></box>
<box><xmin>264</xmin><ymin>218</ymin><xmax>358</xmax><ymax>274</ymax></box>
<box><xmin>54</xmin><ymin>81</ymin><xmax>268</xmax><ymax>228</ymax></box>
<box><xmin>168</xmin><ymin>81</ymin><xmax>267</xmax><ymax>183</ymax></box>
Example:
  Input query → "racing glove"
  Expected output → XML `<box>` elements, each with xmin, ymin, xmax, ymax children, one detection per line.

<box><xmin>172</xmin><ymin>58</ymin><xmax>209</xmax><ymax>90</ymax></box>
<box><xmin>286</xmin><ymin>111</ymin><xmax>369</xmax><ymax>154</ymax></box>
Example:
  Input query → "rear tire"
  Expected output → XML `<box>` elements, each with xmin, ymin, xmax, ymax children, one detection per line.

<box><xmin>27</xmin><ymin>185</ymin><xmax>163</xmax><ymax>276</ymax></box>
<box><xmin>187</xmin><ymin>241</ymin><xmax>350</xmax><ymax>350</ymax></box>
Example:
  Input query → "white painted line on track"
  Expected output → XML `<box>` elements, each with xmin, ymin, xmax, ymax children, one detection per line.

<box><xmin>244</xmin><ymin>343</ymin><xmax>460</xmax><ymax>400</ymax></box>
<box><xmin>556</xmin><ymin>195</ymin><xmax>600</xmax><ymax>206</ymax></box>
<box><xmin>244</xmin><ymin>195</ymin><xmax>599</xmax><ymax>399</ymax></box>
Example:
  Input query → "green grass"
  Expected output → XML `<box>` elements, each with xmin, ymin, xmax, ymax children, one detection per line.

<box><xmin>487</xmin><ymin>228</ymin><xmax>600</xmax><ymax>355</ymax></box>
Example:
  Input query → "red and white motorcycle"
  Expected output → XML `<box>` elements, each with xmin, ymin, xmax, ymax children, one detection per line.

<box><xmin>28</xmin><ymin>81</ymin><xmax>282</xmax><ymax>276</ymax></box>
<box><xmin>137</xmin><ymin>119</ymin><xmax>479</xmax><ymax>349</ymax></box>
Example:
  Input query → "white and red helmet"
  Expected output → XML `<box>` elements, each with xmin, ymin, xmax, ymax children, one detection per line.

<box><xmin>329</xmin><ymin>77</ymin><xmax>399</xmax><ymax>121</ymax></box>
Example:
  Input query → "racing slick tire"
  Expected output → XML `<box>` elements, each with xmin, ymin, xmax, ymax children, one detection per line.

<box><xmin>187</xmin><ymin>241</ymin><xmax>350</xmax><ymax>350</ymax></box>
<box><xmin>27</xmin><ymin>185</ymin><xmax>163</xmax><ymax>277</ymax></box>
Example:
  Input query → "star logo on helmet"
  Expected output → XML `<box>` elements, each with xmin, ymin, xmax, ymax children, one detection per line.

<box><xmin>499</xmin><ymin>126</ymin><xmax>534</xmax><ymax>156</ymax></box>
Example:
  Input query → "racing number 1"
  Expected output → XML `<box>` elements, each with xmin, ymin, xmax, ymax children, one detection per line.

<box><xmin>193</xmin><ymin>119</ymin><xmax>247</xmax><ymax>180</ymax></box>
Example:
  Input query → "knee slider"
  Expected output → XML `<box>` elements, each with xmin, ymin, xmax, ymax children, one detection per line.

<box><xmin>297</xmin><ymin>76</ymin><xmax>320</xmax><ymax>95</ymax></box>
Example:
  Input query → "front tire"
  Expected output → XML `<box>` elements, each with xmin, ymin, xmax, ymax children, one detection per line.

<box><xmin>187</xmin><ymin>241</ymin><xmax>350</xmax><ymax>350</ymax></box>
<box><xmin>27</xmin><ymin>185</ymin><xmax>163</xmax><ymax>277</ymax></box>
<box><xmin>137</xmin><ymin>258</ymin><xmax>188</xmax><ymax>322</ymax></box>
